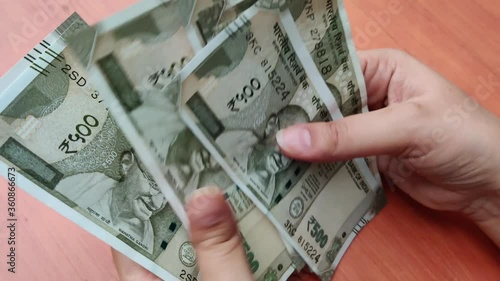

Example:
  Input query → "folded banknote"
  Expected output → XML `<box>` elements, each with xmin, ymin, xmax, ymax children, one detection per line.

<box><xmin>0</xmin><ymin>12</ymin><xmax>301</xmax><ymax>281</ymax></box>
<box><xmin>80</xmin><ymin>0</ymin><xmax>386</xmax><ymax>278</ymax></box>
<box><xmin>0</xmin><ymin>0</ymin><xmax>387</xmax><ymax>280</ymax></box>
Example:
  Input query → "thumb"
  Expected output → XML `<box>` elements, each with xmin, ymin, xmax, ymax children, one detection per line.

<box><xmin>186</xmin><ymin>186</ymin><xmax>254</xmax><ymax>281</ymax></box>
<box><xmin>276</xmin><ymin>103</ymin><xmax>419</xmax><ymax>162</ymax></box>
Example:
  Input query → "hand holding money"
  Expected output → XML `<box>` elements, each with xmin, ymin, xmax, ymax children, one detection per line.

<box><xmin>278</xmin><ymin>49</ymin><xmax>500</xmax><ymax>247</ymax></box>
<box><xmin>0</xmin><ymin>1</ymin><xmax>385</xmax><ymax>280</ymax></box>
<box><xmin>113</xmin><ymin>186</ymin><xmax>255</xmax><ymax>281</ymax></box>
<box><xmin>112</xmin><ymin>186</ymin><xmax>318</xmax><ymax>281</ymax></box>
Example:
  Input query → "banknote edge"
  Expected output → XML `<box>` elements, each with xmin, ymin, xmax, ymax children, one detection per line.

<box><xmin>0</xmin><ymin>161</ymin><xmax>179</xmax><ymax>280</ymax></box>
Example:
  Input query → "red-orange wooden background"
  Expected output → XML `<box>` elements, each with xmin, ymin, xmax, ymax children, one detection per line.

<box><xmin>0</xmin><ymin>0</ymin><xmax>499</xmax><ymax>280</ymax></box>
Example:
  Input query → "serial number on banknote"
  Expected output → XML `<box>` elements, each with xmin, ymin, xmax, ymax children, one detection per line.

<box><xmin>56</xmin><ymin>62</ymin><xmax>106</xmax><ymax>155</ymax></box>
<box><xmin>227</xmin><ymin>29</ymin><xmax>307</xmax><ymax>112</ymax></box>
<box><xmin>296</xmin><ymin>216</ymin><xmax>329</xmax><ymax>264</ymax></box>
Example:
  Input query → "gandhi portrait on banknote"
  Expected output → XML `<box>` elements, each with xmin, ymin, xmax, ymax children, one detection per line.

<box><xmin>116</xmin><ymin>71</ymin><xmax>233</xmax><ymax>199</ymax></box>
<box><xmin>164</xmin><ymin>128</ymin><xmax>233</xmax><ymax>197</ymax></box>
<box><xmin>0</xmin><ymin>53</ymin><xmax>170</xmax><ymax>255</ymax></box>
<box><xmin>55</xmin><ymin>149</ymin><xmax>167</xmax><ymax>255</ymax></box>
<box><xmin>216</xmin><ymin>105</ymin><xmax>309</xmax><ymax>205</ymax></box>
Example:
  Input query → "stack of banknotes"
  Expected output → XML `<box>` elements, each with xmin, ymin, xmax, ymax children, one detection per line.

<box><xmin>0</xmin><ymin>0</ymin><xmax>386</xmax><ymax>280</ymax></box>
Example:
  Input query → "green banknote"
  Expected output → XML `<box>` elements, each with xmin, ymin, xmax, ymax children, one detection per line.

<box><xmin>72</xmin><ymin>0</ymin><xmax>254</xmax><ymax>112</ymax></box>
<box><xmin>85</xmin><ymin>0</ymin><xmax>197</xmax><ymax>90</ymax></box>
<box><xmin>0</xmin><ymin>12</ymin><xmax>298</xmax><ymax>281</ymax></box>
<box><xmin>286</xmin><ymin>0</ymin><xmax>381</xmax><ymax>183</ymax></box>
<box><xmin>78</xmin><ymin>0</ymin><xmax>304</xmax><ymax>278</ymax></box>
<box><xmin>88</xmin><ymin>69</ymin><xmax>300</xmax><ymax>280</ymax></box>
<box><xmin>177</xmin><ymin>5</ymin><xmax>384</xmax><ymax>276</ymax></box>
<box><xmin>0</xmin><ymin>13</ymin><xmax>198</xmax><ymax>281</ymax></box>
<box><xmin>44</xmin><ymin>0</ymin><xmax>385</xmax><ymax>279</ymax></box>
<box><xmin>290</xmin><ymin>0</ymin><xmax>366</xmax><ymax>116</ymax></box>
<box><xmin>250</xmin><ymin>0</ymin><xmax>380</xmax><ymax>180</ymax></box>
<box><xmin>215</xmin><ymin>0</ymin><xmax>258</xmax><ymax>34</ymax></box>
<box><xmin>254</xmin><ymin>0</ymin><xmax>291</xmax><ymax>10</ymax></box>
<box><xmin>190</xmin><ymin>0</ymin><xmax>227</xmax><ymax>46</ymax></box>
<box><xmin>75</xmin><ymin>0</ymin><xmax>229</xmax><ymax>72</ymax></box>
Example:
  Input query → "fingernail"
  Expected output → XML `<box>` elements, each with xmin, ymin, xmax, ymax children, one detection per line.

<box><xmin>186</xmin><ymin>186</ymin><xmax>229</xmax><ymax>229</ymax></box>
<box><xmin>276</xmin><ymin>127</ymin><xmax>312</xmax><ymax>151</ymax></box>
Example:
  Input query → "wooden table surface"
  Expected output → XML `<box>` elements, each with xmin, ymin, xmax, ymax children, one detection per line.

<box><xmin>0</xmin><ymin>0</ymin><xmax>499</xmax><ymax>280</ymax></box>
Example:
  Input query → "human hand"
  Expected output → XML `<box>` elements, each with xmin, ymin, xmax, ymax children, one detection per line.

<box><xmin>112</xmin><ymin>186</ymin><xmax>320</xmax><ymax>281</ymax></box>
<box><xmin>276</xmin><ymin>49</ymin><xmax>500</xmax><ymax>246</ymax></box>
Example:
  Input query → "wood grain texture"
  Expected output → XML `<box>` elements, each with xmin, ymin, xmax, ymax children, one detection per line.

<box><xmin>0</xmin><ymin>0</ymin><xmax>499</xmax><ymax>280</ymax></box>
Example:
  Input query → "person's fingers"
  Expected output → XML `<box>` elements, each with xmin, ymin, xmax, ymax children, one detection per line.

<box><xmin>277</xmin><ymin>102</ymin><xmax>421</xmax><ymax>162</ymax></box>
<box><xmin>111</xmin><ymin>249</ymin><xmax>161</xmax><ymax>281</ymax></box>
<box><xmin>186</xmin><ymin>186</ymin><xmax>253</xmax><ymax>281</ymax></box>
<box><xmin>358</xmin><ymin>49</ymin><xmax>401</xmax><ymax>110</ymax></box>
<box><xmin>358</xmin><ymin>48</ymin><xmax>425</xmax><ymax>110</ymax></box>
<box><xmin>276</xmin><ymin>49</ymin><xmax>440</xmax><ymax>162</ymax></box>
<box><xmin>357</xmin><ymin>49</ymin><xmax>429</xmax><ymax>110</ymax></box>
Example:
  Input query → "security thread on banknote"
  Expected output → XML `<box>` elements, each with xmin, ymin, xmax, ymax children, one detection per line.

<box><xmin>177</xmin><ymin>3</ymin><xmax>384</xmax><ymax>275</ymax></box>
